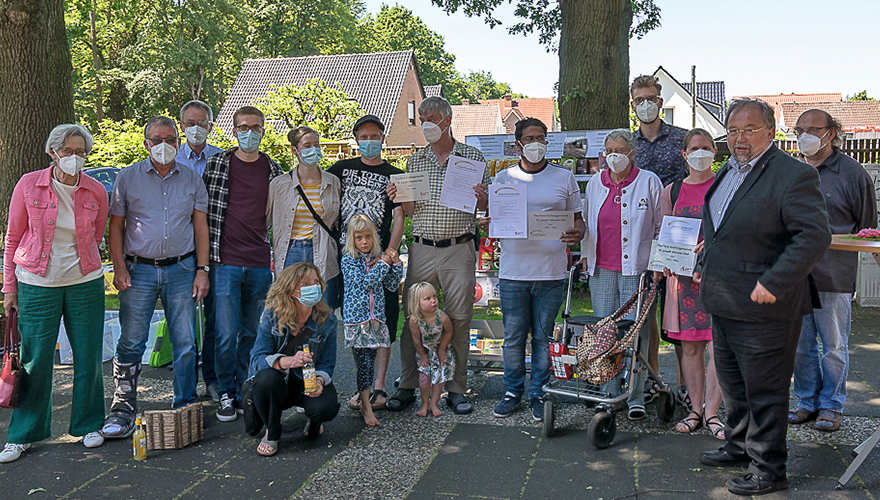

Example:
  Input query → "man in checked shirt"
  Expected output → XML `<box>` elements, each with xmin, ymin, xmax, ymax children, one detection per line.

<box><xmin>386</xmin><ymin>96</ymin><xmax>488</xmax><ymax>414</ymax></box>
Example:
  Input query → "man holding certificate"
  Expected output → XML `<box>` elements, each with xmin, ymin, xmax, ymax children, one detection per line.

<box><xmin>385</xmin><ymin>96</ymin><xmax>488</xmax><ymax>415</ymax></box>
<box><xmin>478</xmin><ymin>118</ymin><xmax>585</xmax><ymax>421</ymax></box>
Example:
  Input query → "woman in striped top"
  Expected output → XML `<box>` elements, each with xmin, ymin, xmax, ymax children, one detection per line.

<box><xmin>267</xmin><ymin>127</ymin><xmax>341</xmax><ymax>308</ymax></box>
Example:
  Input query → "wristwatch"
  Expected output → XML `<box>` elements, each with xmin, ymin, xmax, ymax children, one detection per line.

<box><xmin>196</xmin><ymin>265</ymin><xmax>210</xmax><ymax>273</ymax></box>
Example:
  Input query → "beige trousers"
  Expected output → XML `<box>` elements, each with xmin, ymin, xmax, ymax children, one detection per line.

<box><xmin>399</xmin><ymin>240</ymin><xmax>475</xmax><ymax>394</ymax></box>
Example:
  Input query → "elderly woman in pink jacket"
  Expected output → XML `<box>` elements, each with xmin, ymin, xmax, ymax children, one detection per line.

<box><xmin>1</xmin><ymin>124</ymin><xmax>109</xmax><ymax>463</ymax></box>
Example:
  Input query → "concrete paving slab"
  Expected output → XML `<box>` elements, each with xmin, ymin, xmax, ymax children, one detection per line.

<box><xmin>410</xmin><ymin>424</ymin><xmax>539</xmax><ymax>499</ymax></box>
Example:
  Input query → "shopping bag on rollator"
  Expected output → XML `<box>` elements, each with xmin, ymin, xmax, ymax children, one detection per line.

<box><xmin>577</xmin><ymin>282</ymin><xmax>657</xmax><ymax>385</ymax></box>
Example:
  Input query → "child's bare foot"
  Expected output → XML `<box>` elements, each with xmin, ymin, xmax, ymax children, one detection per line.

<box><xmin>361</xmin><ymin>406</ymin><xmax>380</xmax><ymax>426</ymax></box>
<box><xmin>417</xmin><ymin>404</ymin><xmax>429</xmax><ymax>417</ymax></box>
<box><xmin>430</xmin><ymin>404</ymin><xmax>443</xmax><ymax>417</ymax></box>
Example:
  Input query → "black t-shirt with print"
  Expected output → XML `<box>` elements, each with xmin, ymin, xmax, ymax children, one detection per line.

<box><xmin>328</xmin><ymin>157</ymin><xmax>403</xmax><ymax>249</ymax></box>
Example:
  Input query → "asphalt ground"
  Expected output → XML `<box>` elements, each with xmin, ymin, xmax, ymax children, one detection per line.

<box><xmin>1</xmin><ymin>306</ymin><xmax>879</xmax><ymax>499</ymax></box>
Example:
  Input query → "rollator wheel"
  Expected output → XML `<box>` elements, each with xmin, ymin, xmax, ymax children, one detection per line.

<box><xmin>588</xmin><ymin>411</ymin><xmax>616</xmax><ymax>449</ymax></box>
<box><xmin>543</xmin><ymin>399</ymin><xmax>555</xmax><ymax>437</ymax></box>
<box><xmin>656</xmin><ymin>391</ymin><xmax>675</xmax><ymax>422</ymax></box>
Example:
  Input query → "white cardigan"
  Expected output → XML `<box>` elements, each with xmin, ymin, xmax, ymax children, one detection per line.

<box><xmin>582</xmin><ymin>169</ymin><xmax>662</xmax><ymax>276</ymax></box>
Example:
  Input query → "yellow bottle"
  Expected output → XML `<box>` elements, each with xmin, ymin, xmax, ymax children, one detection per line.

<box><xmin>132</xmin><ymin>416</ymin><xmax>147</xmax><ymax>461</ymax></box>
<box><xmin>302</xmin><ymin>346</ymin><xmax>318</xmax><ymax>394</ymax></box>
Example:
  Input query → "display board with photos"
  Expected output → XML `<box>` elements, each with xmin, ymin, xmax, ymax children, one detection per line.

<box><xmin>465</xmin><ymin>130</ymin><xmax>613</xmax><ymax>176</ymax></box>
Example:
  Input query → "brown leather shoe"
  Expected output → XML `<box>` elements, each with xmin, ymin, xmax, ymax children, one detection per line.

<box><xmin>787</xmin><ymin>408</ymin><xmax>818</xmax><ymax>425</ymax></box>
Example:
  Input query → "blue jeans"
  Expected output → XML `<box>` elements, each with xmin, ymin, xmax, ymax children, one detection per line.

<box><xmin>499</xmin><ymin>279</ymin><xmax>564</xmax><ymax>400</ymax></box>
<box><xmin>117</xmin><ymin>255</ymin><xmax>198</xmax><ymax>408</ymax></box>
<box><xmin>793</xmin><ymin>292</ymin><xmax>852</xmax><ymax>413</ymax></box>
<box><xmin>210</xmin><ymin>264</ymin><xmax>272</xmax><ymax>401</ymax></box>
<box><xmin>284</xmin><ymin>239</ymin><xmax>340</xmax><ymax>309</ymax></box>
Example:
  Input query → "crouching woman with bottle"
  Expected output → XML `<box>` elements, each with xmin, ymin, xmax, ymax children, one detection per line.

<box><xmin>246</xmin><ymin>262</ymin><xmax>340</xmax><ymax>456</ymax></box>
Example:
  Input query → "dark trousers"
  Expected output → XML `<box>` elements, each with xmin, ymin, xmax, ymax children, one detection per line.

<box><xmin>712</xmin><ymin>315</ymin><xmax>802</xmax><ymax>481</ymax></box>
<box><xmin>385</xmin><ymin>286</ymin><xmax>401</xmax><ymax>342</ymax></box>
<box><xmin>250</xmin><ymin>368</ymin><xmax>340</xmax><ymax>441</ymax></box>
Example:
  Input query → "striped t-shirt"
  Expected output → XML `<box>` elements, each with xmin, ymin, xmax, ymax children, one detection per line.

<box><xmin>291</xmin><ymin>181</ymin><xmax>323</xmax><ymax>239</ymax></box>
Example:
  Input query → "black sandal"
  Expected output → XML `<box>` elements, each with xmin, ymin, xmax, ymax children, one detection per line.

<box><xmin>386</xmin><ymin>388</ymin><xmax>416</xmax><ymax>412</ymax></box>
<box><xmin>705</xmin><ymin>415</ymin><xmax>725</xmax><ymax>439</ymax></box>
<box><xmin>369</xmin><ymin>390</ymin><xmax>388</xmax><ymax>410</ymax></box>
<box><xmin>446</xmin><ymin>392</ymin><xmax>474</xmax><ymax>415</ymax></box>
<box><xmin>676</xmin><ymin>410</ymin><xmax>703</xmax><ymax>433</ymax></box>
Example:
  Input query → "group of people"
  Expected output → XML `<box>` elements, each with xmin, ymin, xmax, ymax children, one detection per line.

<box><xmin>1</xmin><ymin>77</ymin><xmax>875</xmax><ymax>497</ymax></box>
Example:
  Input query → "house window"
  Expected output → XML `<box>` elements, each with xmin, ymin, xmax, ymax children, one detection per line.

<box><xmin>662</xmin><ymin>107</ymin><xmax>674</xmax><ymax>124</ymax></box>
<box><xmin>408</xmin><ymin>101</ymin><xmax>416</xmax><ymax>125</ymax></box>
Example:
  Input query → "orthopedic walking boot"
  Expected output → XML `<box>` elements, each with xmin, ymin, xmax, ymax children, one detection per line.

<box><xmin>102</xmin><ymin>360</ymin><xmax>141</xmax><ymax>439</ymax></box>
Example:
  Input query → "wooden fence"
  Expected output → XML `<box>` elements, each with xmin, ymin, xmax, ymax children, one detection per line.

<box><xmin>775</xmin><ymin>138</ymin><xmax>880</xmax><ymax>163</ymax></box>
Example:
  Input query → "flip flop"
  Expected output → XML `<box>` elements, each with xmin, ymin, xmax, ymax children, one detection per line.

<box><xmin>369</xmin><ymin>390</ymin><xmax>388</xmax><ymax>410</ymax></box>
<box><xmin>257</xmin><ymin>432</ymin><xmax>278</xmax><ymax>457</ymax></box>
<box><xmin>386</xmin><ymin>389</ymin><xmax>416</xmax><ymax>412</ymax></box>
<box><xmin>348</xmin><ymin>393</ymin><xmax>361</xmax><ymax>410</ymax></box>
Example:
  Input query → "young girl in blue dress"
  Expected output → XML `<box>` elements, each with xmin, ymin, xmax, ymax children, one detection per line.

<box><xmin>341</xmin><ymin>215</ymin><xmax>402</xmax><ymax>426</ymax></box>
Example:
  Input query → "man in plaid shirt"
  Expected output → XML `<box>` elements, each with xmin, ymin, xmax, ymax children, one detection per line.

<box><xmin>202</xmin><ymin>106</ymin><xmax>284</xmax><ymax>422</ymax></box>
<box><xmin>386</xmin><ymin>97</ymin><xmax>488</xmax><ymax>414</ymax></box>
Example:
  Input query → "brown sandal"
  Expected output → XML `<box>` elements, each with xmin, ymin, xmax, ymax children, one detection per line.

<box><xmin>676</xmin><ymin>410</ymin><xmax>703</xmax><ymax>433</ymax></box>
<box><xmin>705</xmin><ymin>415</ymin><xmax>725</xmax><ymax>440</ymax></box>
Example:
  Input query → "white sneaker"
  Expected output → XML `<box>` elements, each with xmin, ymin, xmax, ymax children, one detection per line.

<box><xmin>0</xmin><ymin>443</ymin><xmax>31</xmax><ymax>463</ymax></box>
<box><xmin>82</xmin><ymin>431</ymin><xmax>104</xmax><ymax>448</ymax></box>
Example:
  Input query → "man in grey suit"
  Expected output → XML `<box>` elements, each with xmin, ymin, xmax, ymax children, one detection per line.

<box><xmin>695</xmin><ymin>98</ymin><xmax>831</xmax><ymax>496</ymax></box>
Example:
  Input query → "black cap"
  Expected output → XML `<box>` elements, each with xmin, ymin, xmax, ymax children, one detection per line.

<box><xmin>353</xmin><ymin>115</ymin><xmax>385</xmax><ymax>135</ymax></box>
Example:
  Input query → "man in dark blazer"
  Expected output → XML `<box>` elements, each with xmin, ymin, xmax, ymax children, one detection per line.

<box><xmin>694</xmin><ymin>98</ymin><xmax>831</xmax><ymax>496</ymax></box>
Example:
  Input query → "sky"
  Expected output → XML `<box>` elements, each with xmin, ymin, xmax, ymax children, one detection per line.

<box><xmin>363</xmin><ymin>0</ymin><xmax>880</xmax><ymax>101</ymax></box>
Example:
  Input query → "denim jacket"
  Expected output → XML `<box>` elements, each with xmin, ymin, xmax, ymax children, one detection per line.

<box><xmin>248</xmin><ymin>309</ymin><xmax>338</xmax><ymax>384</ymax></box>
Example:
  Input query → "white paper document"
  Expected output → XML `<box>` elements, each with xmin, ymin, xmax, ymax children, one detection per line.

<box><xmin>658</xmin><ymin>216</ymin><xmax>702</xmax><ymax>246</ymax></box>
<box><xmin>648</xmin><ymin>241</ymin><xmax>698</xmax><ymax>276</ymax></box>
<box><xmin>489</xmin><ymin>184</ymin><xmax>527</xmax><ymax>238</ymax></box>
<box><xmin>528</xmin><ymin>211</ymin><xmax>574</xmax><ymax>240</ymax></box>
<box><xmin>390</xmin><ymin>172</ymin><xmax>431</xmax><ymax>202</ymax></box>
<box><xmin>439</xmin><ymin>155</ymin><xmax>486</xmax><ymax>213</ymax></box>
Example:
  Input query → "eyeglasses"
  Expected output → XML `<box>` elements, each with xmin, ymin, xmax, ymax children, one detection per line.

<box><xmin>182</xmin><ymin>120</ymin><xmax>211</xmax><ymax>129</ymax></box>
<box><xmin>794</xmin><ymin>126</ymin><xmax>827</xmax><ymax>136</ymax></box>
<box><xmin>235</xmin><ymin>124</ymin><xmax>264</xmax><ymax>133</ymax></box>
<box><xmin>633</xmin><ymin>96</ymin><xmax>661</xmax><ymax>106</ymax></box>
<box><xmin>520</xmin><ymin>135</ymin><xmax>547</xmax><ymax>144</ymax></box>
<box><xmin>147</xmin><ymin>137</ymin><xmax>179</xmax><ymax>145</ymax></box>
<box><xmin>726</xmin><ymin>127</ymin><xmax>767</xmax><ymax>138</ymax></box>
<box><xmin>57</xmin><ymin>148</ymin><xmax>87</xmax><ymax>157</ymax></box>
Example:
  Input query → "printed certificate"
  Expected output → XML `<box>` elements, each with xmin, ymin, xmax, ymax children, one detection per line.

<box><xmin>390</xmin><ymin>172</ymin><xmax>431</xmax><ymax>202</ymax></box>
<box><xmin>439</xmin><ymin>155</ymin><xmax>486</xmax><ymax>213</ymax></box>
<box><xmin>528</xmin><ymin>211</ymin><xmax>574</xmax><ymax>240</ymax></box>
<box><xmin>648</xmin><ymin>241</ymin><xmax>698</xmax><ymax>276</ymax></box>
<box><xmin>489</xmin><ymin>184</ymin><xmax>527</xmax><ymax>238</ymax></box>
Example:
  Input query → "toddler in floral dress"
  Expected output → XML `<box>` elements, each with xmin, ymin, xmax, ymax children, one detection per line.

<box><xmin>407</xmin><ymin>282</ymin><xmax>454</xmax><ymax>417</ymax></box>
<box><xmin>341</xmin><ymin>215</ymin><xmax>402</xmax><ymax>426</ymax></box>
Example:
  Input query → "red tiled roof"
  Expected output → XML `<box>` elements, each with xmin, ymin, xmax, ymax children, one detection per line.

<box><xmin>780</xmin><ymin>101</ymin><xmax>880</xmax><ymax>131</ymax></box>
<box><xmin>479</xmin><ymin>97</ymin><xmax>557</xmax><ymax>131</ymax></box>
<box><xmin>451</xmin><ymin>104</ymin><xmax>503</xmax><ymax>139</ymax></box>
<box><xmin>732</xmin><ymin>93</ymin><xmax>843</xmax><ymax>127</ymax></box>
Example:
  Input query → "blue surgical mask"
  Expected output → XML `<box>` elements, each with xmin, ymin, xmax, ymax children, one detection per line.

<box><xmin>359</xmin><ymin>140</ymin><xmax>382</xmax><ymax>159</ymax></box>
<box><xmin>297</xmin><ymin>284</ymin><xmax>322</xmax><ymax>307</ymax></box>
<box><xmin>237</xmin><ymin>130</ymin><xmax>262</xmax><ymax>153</ymax></box>
<box><xmin>299</xmin><ymin>146</ymin><xmax>323</xmax><ymax>166</ymax></box>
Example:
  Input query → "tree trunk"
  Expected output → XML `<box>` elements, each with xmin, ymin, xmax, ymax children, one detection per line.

<box><xmin>90</xmin><ymin>5</ymin><xmax>103</xmax><ymax>122</ymax></box>
<box><xmin>0</xmin><ymin>0</ymin><xmax>75</xmax><ymax>238</ymax></box>
<box><xmin>558</xmin><ymin>0</ymin><xmax>632</xmax><ymax>131</ymax></box>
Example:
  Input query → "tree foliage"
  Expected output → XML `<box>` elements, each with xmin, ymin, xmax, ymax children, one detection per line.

<box><xmin>257</xmin><ymin>79</ymin><xmax>364</xmax><ymax>141</ymax></box>
<box><xmin>849</xmin><ymin>90</ymin><xmax>875</xmax><ymax>101</ymax></box>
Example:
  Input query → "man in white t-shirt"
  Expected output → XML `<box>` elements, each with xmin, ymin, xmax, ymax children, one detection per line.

<box><xmin>479</xmin><ymin>118</ymin><xmax>585</xmax><ymax>421</ymax></box>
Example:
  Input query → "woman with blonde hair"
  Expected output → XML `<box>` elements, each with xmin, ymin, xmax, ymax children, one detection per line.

<box><xmin>247</xmin><ymin>262</ymin><xmax>339</xmax><ymax>456</ymax></box>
